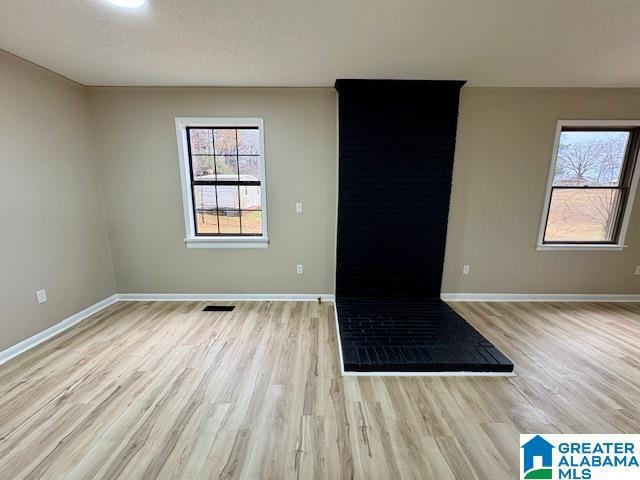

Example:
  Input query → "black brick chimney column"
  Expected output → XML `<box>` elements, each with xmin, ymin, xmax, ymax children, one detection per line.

<box><xmin>335</xmin><ymin>79</ymin><xmax>465</xmax><ymax>299</ymax></box>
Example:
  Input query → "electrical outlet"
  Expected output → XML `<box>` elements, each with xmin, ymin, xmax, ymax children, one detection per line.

<box><xmin>36</xmin><ymin>289</ymin><xmax>47</xmax><ymax>304</ymax></box>
<box><xmin>295</xmin><ymin>202</ymin><xmax>303</xmax><ymax>214</ymax></box>
<box><xmin>635</xmin><ymin>265</ymin><xmax>640</xmax><ymax>276</ymax></box>
<box><xmin>462</xmin><ymin>264</ymin><xmax>470</xmax><ymax>276</ymax></box>
<box><xmin>296</xmin><ymin>264</ymin><xmax>304</xmax><ymax>274</ymax></box>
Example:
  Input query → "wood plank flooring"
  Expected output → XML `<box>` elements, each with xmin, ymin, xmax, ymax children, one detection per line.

<box><xmin>1</xmin><ymin>300</ymin><xmax>639</xmax><ymax>479</ymax></box>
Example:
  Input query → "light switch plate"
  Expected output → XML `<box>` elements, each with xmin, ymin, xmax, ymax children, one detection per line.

<box><xmin>296</xmin><ymin>264</ymin><xmax>304</xmax><ymax>274</ymax></box>
<box><xmin>462</xmin><ymin>264</ymin><xmax>470</xmax><ymax>275</ymax></box>
<box><xmin>36</xmin><ymin>289</ymin><xmax>47</xmax><ymax>304</ymax></box>
<box><xmin>295</xmin><ymin>202</ymin><xmax>303</xmax><ymax>214</ymax></box>
<box><xmin>635</xmin><ymin>265</ymin><xmax>640</xmax><ymax>276</ymax></box>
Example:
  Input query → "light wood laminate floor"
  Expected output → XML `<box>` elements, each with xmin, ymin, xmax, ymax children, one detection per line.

<box><xmin>1</xmin><ymin>300</ymin><xmax>639</xmax><ymax>479</ymax></box>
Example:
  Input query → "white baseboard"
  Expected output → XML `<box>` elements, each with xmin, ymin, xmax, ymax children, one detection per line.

<box><xmin>117</xmin><ymin>293</ymin><xmax>335</xmax><ymax>302</ymax></box>
<box><xmin>441</xmin><ymin>293</ymin><xmax>640</xmax><ymax>302</ymax></box>
<box><xmin>0</xmin><ymin>294</ymin><xmax>119</xmax><ymax>366</ymax></box>
<box><xmin>11</xmin><ymin>291</ymin><xmax>633</xmax><ymax>371</ymax></box>
<box><xmin>0</xmin><ymin>293</ymin><xmax>335</xmax><ymax>366</ymax></box>
<box><xmin>0</xmin><ymin>293</ymin><xmax>509</xmax><ymax>376</ymax></box>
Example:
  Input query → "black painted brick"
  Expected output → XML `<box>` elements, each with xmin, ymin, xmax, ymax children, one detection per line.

<box><xmin>336</xmin><ymin>298</ymin><xmax>514</xmax><ymax>372</ymax></box>
<box><xmin>334</xmin><ymin>80</ymin><xmax>513</xmax><ymax>373</ymax></box>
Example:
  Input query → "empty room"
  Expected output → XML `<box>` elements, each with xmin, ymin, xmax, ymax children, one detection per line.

<box><xmin>1</xmin><ymin>1</ymin><xmax>640</xmax><ymax>479</ymax></box>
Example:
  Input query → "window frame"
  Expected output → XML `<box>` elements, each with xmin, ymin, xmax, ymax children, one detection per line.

<box><xmin>175</xmin><ymin>117</ymin><xmax>268</xmax><ymax>249</ymax></box>
<box><xmin>537</xmin><ymin>120</ymin><xmax>640</xmax><ymax>251</ymax></box>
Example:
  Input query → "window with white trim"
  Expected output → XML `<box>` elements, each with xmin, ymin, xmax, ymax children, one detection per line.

<box><xmin>538</xmin><ymin>121</ymin><xmax>640</xmax><ymax>250</ymax></box>
<box><xmin>176</xmin><ymin>118</ymin><xmax>268</xmax><ymax>248</ymax></box>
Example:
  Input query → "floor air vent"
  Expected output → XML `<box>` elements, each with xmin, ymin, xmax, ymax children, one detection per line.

<box><xmin>203</xmin><ymin>305</ymin><xmax>235</xmax><ymax>312</ymax></box>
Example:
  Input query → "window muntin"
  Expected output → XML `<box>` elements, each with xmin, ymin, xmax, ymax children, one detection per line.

<box><xmin>541</xmin><ymin>126</ymin><xmax>639</xmax><ymax>245</ymax></box>
<box><xmin>186</xmin><ymin>126</ymin><xmax>264</xmax><ymax>237</ymax></box>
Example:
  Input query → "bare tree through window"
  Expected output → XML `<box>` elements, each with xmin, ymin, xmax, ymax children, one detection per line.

<box><xmin>187</xmin><ymin>127</ymin><xmax>263</xmax><ymax>236</ymax></box>
<box><xmin>543</xmin><ymin>128</ymin><xmax>638</xmax><ymax>244</ymax></box>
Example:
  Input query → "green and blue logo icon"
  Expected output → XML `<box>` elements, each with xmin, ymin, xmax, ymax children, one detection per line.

<box><xmin>521</xmin><ymin>435</ymin><xmax>554</xmax><ymax>479</ymax></box>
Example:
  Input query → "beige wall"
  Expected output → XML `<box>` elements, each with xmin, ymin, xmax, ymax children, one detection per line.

<box><xmin>0</xmin><ymin>52</ymin><xmax>115</xmax><ymax>351</ymax></box>
<box><xmin>88</xmin><ymin>87</ymin><xmax>337</xmax><ymax>294</ymax></box>
<box><xmin>443</xmin><ymin>87</ymin><xmax>640</xmax><ymax>294</ymax></box>
<box><xmin>88</xmin><ymin>86</ymin><xmax>640</xmax><ymax>296</ymax></box>
<box><xmin>3</xmin><ymin>57</ymin><xmax>639</xmax><ymax>353</ymax></box>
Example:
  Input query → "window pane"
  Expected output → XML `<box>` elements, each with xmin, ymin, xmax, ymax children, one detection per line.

<box><xmin>238</xmin><ymin>156</ymin><xmax>260</xmax><ymax>181</ymax></box>
<box><xmin>544</xmin><ymin>188</ymin><xmax>621</xmax><ymax>242</ymax></box>
<box><xmin>237</xmin><ymin>129</ymin><xmax>260</xmax><ymax>154</ymax></box>
<box><xmin>194</xmin><ymin>185</ymin><xmax>217</xmax><ymax>211</ymax></box>
<box><xmin>239</xmin><ymin>186</ymin><xmax>261</xmax><ymax>210</ymax></box>
<box><xmin>195</xmin><ymin>213</ymin><xmax>219</xmax><ymax>234</ymax></box>
<box><xmin>191</xmin><ymin>155</ymin><xmax>215</xmax><ymax>180</ymax></box>
<box><xmin>193</xmin><ymin>186</ymin><xmax>218</xmax><ymax>234</ymax></box>
<box><xmin>216</xmin><ymin>185</ymin><xmax>240</xmax><ymax>212</ymax></box>
<box><xmin>214</xmin><ymin>129</ymin><xmax>237</xmax><ymax>155</ymax></box>
<box><xmin>185</xmin><ymin>123</ymin><xmax>264</xmax><ymax>238</ymax></box>
<box><xmin>241</xmin><ymin>210</ymin><xmax>262</xmax><ymax>234</ymax></box>
<box><xmin>189</xmin><ymin>129</ymin><xmax>213</xmax><ymax>154</ymax></box>
<box><xmin>215</xmin><ymin>156</ymin><xmax>238</xmax><ymax>180</ymax></box>
<box><xmin>219</xmin><ymin>210</ymin><xmax>241</xmax><ymax>234</ymax></box>
<box><xmin>553</xmin><ymin>131</ymin><xmax>629</xmax><ymax>187</ymax></box>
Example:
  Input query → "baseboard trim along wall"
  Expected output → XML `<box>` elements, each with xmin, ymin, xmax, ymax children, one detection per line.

<box><xmin>0</xmin><ymin>294</ymin><xmax>119</xmax><ymax>366</ymax></box>
<box><xmin>3</xmin><ymin>292</ymin><xmax>638</xmax><ymax>367</ymax></box>
<box><xmin>117</xmin><ymin>293</ymin><xmax>336</xmax><ymax>302</ymax></box>
<box><xmin>0</xmin><ymin>293</ymin><xmax>334</xmax><ymax>365</ymax></box>
<box><xmin>441</xmin><ymin>293</ymin><xmax>640</xmax><ymax>302</ymax></box>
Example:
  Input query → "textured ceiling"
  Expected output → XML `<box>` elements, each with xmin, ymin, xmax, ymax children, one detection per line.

<box><xmin>1</xmin><ymin>0</ymin><xmax>640</xmax><ymax>87</ymax></box>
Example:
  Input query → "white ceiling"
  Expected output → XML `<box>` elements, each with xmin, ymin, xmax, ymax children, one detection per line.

<box><xmin>1</xmin><ymin>0</ymin><xmax>640</xmax><ymax>87</ymax></box>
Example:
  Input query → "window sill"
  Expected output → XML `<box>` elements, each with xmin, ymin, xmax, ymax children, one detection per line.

<box><xmin>536</xmin><ymin>244</ymin><xmax>626</xmax><ymax>252</ymax></box>
<box><xmin>185</xmin><ymin>236</ymin><xmax>269</xmax><ymax>249</ymax></box>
